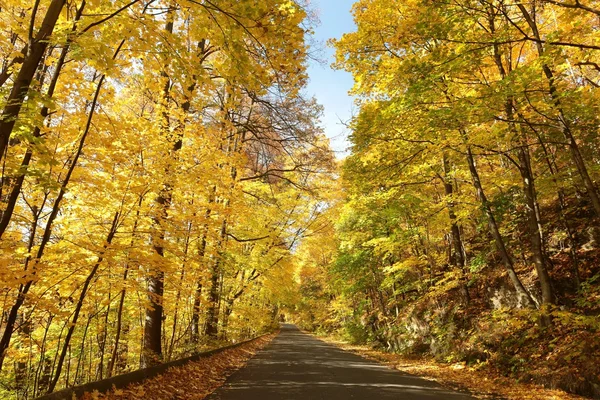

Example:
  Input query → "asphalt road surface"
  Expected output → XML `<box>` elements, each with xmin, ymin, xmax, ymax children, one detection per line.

<box><xmin>207</xmin><ymin>324</ymin><xmax>475</xmax><ymax>400</ymax></box>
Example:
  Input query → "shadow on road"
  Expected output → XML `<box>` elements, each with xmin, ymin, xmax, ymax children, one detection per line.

<box><xmin>207</xmin><ymin>324</ymin><xmax>475</xmax><ymax>400</ymax></box>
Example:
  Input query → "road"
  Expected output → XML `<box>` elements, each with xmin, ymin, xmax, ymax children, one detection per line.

<box><xmin>207</xmin><ymin>324</ymin><xmax>475</xmax><ymax>400</ymax></box>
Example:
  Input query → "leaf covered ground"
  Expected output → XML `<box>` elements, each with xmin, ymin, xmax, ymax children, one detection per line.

<box><xmin>82</xmin><ymin>334</ymin><xmax>276</xmax><ymax>400</ymax></box>
<box><xmin>318</xmin><ymin>335</ymin><xmax>589</xmax><ymax>400</ymax></box>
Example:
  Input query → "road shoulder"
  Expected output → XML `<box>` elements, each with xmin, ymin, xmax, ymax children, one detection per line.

<box><xmin>314</xmin><ymin>334</ymin><xmax>586</xmax><ymax>400</ymax></box>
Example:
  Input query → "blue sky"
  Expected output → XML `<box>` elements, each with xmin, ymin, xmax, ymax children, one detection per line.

<box><xmin>304</xmin><ymin>0</ymin><xmax>356</xmax><ymax>158</ymax></box>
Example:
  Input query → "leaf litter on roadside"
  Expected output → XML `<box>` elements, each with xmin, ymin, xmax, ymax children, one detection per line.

<box><xmin>319</xmin><ymin>336</ymin><xmax>589</xmax><ymax>400</ymax></box>
<box><xmin>81</xmin><ymin>334</ymin><xmax>276</xmax><ymax>400</ymax></box>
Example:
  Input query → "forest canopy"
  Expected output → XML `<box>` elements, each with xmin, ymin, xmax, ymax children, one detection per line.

<box><xmin>2</xmin><ymin>0</ymin><xmax>600</xmax><ymax>399</ymax></box>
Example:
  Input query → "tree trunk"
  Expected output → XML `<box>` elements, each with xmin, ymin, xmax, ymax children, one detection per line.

<box><xmin>143</xmin><ymin>269</ymin><xmax>164</xmax><ymax>367</ymax></box>
<box><xmin>191</xmin><ymin>199</ymin><xmax>213</xmax><ymax>343</ymax></box>
<box><xmin>117</xmin><ymin>323</ymin><xmax>129</xmax><ymax>373</ymax></box>
<box><xmin>516</xmin><ymin>146</ymin><xmax>554</xmax><ymax>306</ymax></box>
<box><xmin>0</xmin><ymin>0</ymin><xmax>67</xmax><ymax>162</ymax></box>
<box><xmin>531</xmin><ymin>121</ymin><xmax>581</xmax><ymax>288</ymax></box>
<box><xmin>442</xmin><ymin>154</ymin><xmax>470</xmax><ymax>304</ymax></box>
<box><xmin>204</xmin><ymin>216</ymin><xmax>228</xmax><ymax>339</ymax></box>
<box><xmin>517</xmin><ymin>3</ymin><xmax>600</xmax><ymax>217</ymax></box>
<box><xmin>464</xmin><ymin>141</ymin><xmax>536</xmax><ymax>308</ymax></box>
<box><xmin>167</xmin><ymin>223</ymin><xmax>191</xmax><ymax>361</ymax></box>
<box><xmin>33</xmin><ymin>315</ymin><xmax>52</xmax><ymax>397</ymax></box>
<box><xmin>96</xmin><ymin>288</ymin><xmax>111</xmax><ymax>381</ymax></box>
<box><xmin>0</xmin><ymin>1</ymin><xmax>84</xmax><ymax>239</ymax></box>
<box><xmin>46</xmin><ymin>212</ymin><xmax>120</xmax><ymax>393</ymax></box>
<box><xmin>221</xmin><ymin>300</ymin><xmax>233</xmax><ymax>340</ymax></box>
<box><xmin>107</xmin><ymin>194</ymin><xmax>143</xmax><ymax>377</ymax></box>
<box><xmin>142</xmin><ymin>14</ymin><xmax>176</xmax><ymax>367</ymax></box>
<box><xmin>107</xmin><ymin>266</ymin><xmax>129</xmax><ymax>378</ymax></box>
<box><xmin>37</xmin><ymin>357</ymin><xmax>52</xmax><ymax>396</ymax></box>
<box><xmin>488</xmin><ymin>11</ymin><xmax>554</xmax><ymax>312</ymax></box>
<box><xmin>14</xmin><ymin>315</ymin><xmax>31</xmax><ymax>395</ymax></box>
<box><xmin>204</xmin><ymin>260</ymin><xmax>222</xmax><ymax>338</ymax></box>
<box><xmin>191</xmin><ymin>280</ymin><xmax>203</xmax><ymax>343</ymax></box>
<box><xmin>0</xmin><ymin>44</ymin><xmax>122</xmax><ymax>369</ymax></box>
<box><xmin>141</xmin><ymin>16</ymin><xmax>208</xmax><ymax>366</ymax></box>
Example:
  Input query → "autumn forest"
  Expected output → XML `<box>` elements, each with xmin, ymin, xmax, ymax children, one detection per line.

<box><xmin>1</xmin><ymin>0</ymin><xmax>600</xmax><ymax>399</ymax></box>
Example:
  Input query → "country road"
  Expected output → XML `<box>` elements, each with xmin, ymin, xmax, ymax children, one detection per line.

<box><xmin>207</xmin><ymin>324</ymin><xmax>475</xmax><ymax>399</ymax></box>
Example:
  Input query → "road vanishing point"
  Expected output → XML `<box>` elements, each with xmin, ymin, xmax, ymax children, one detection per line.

<box><xmin>207</xmin><ymin>324</ymin><xmax>476</xmax><ymax>400</ymax></box>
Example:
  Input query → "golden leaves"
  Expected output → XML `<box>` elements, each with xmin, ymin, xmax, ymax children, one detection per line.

<box><xmin>86</xmin><ymin>334</ymin><xmax>276</xmax><ymax>400</ymax></box>
<box><xmin>323</xmin><ymin>337</ymin><xmax>586</xmax><ymax>400</ymax></box>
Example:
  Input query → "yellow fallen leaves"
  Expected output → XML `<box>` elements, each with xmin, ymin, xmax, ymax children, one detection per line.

<box><xmin>82</xmin><ymin>334</ymin><xmax>276</xmax><ymax>400</ymax></box>
<box><xmin>319</xmin><ymin>337</ymin><xmax>587</xmax><ymax>400</ymax></box>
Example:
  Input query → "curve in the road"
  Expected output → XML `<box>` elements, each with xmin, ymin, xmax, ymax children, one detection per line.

<box><xmin>207</xmin><ymin>324</ymin><xmax>475</xmax><ymax>400</ymax></box>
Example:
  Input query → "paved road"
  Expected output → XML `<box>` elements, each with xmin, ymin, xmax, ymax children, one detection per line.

<box><xmin>207</xmin><ymin>324</ymin><xmax>475</xmax><ymax>400</ymax></box>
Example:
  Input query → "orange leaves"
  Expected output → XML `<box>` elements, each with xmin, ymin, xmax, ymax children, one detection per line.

<box><xmin>85</xmin><ymin>334</ymin><xmax>275</xmax><ymax>400</ymax></box>
<box><xmin>323</xmin><ymin>337</ymin><xmax>587</xmax><ymax>400</ymax></box>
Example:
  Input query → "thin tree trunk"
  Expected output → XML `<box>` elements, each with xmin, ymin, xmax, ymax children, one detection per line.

<box><xmin>204</xmin><ymin>249</ymin><xmax>223</xmax><ymax>338</ymax></box>
<box><xmin>442</xmin><ymin>154</ymin><xmax>470</xmax><ymax>304</ymax></box>
<box><xmin>0</xmin><ymin>0</ymin><xmax>85</xmax><ymax>239</ymax></box>
<box><xmin>37</xmin><ymin>355</ymin><xmax>52</xmax><ymax>395</ymax></box>
<box><xmin>46</xmin><ymin>212</ymin><xmax>120</xmax><ymax>393</ymax></box>
<box><xmin>141</xmin><ymin>14</ymin><xmax>204</xmax><ymax>366</ymax></box>
<box><xmin>516</xmin><ymin>146</ymin><xmax>554</xmax><ymax>306</ymax></box>
<box><xmin>202</xmin><ymin>98</ymin><xmax>247</xmax><ymax>339</ymax></box>
<box><xmin>204</xmin><ymin>216</ymin><xmax>228</xmax><ymax>338</ymax></box>
<box><xmin>73</xmin><ymin>315</ymin><xmax>92</xmax><ymax>385</ymax></box>
<box><xmin>0</xmin><ymin>40</ymin><xmax>124</xmax><ymax>373</ymax></box>
<box><xmin>142</xmin><ymin>13</ymin><xmax>176</xmax><ymax>367</ymax></box>
<box><xmin>517</xmin><ymin>3</ymin><xmax>600</xmax><ymax>217</ymax></box>
<box><xmin>14</xmin><ymin>315</ymin><xmax>31</xmax><ymax>394</ymax></box>
<box><xmin>107</xmin><ymin>194</ymin><xmax>143</xmax><ymax>377</ymax></box>
<box><xmin>107</xmin><ymin>266</ymin><xmax>129</xmax><ymax>378</ymax></box>
<box><xmin>191</xmin><ymin>192</ymin><xmax>214</xmax><ymax>343</ymax></box>
<box><xmin>191</xmin><ymin>280</ymin><xmax>203</xmax><ymax>343</ymax></box>
<box><xmin>205</xmin><ymin>131</ymin><xmax>236</xmax><ymax>340</ymax></box>
<box><xmin>167</xmin><ymin>223</ymin><xmax>191</xmax><ymax>361</ymax></box>
<box><xmin>221</xmin><ymin>300</ymin><xmax>233</xmax><ymax>340</ymax></box>
<box><xmin>531</xmin><ymin>122</ymin><xmax>581</xmax><ymax>288</ymax></box>
<box><xmin>488</xmin><ymin>13</ymin><xmax>554</xmax><ymax>309</ymax></box>
<box><xmin>96</xmin><ymin>283</ymin><xmax>111</xmax><ymax>380</ymax></box>
<box><xmin>117</xmin><ymin>323</ymin><xmax>130</xmax><ymax>372</ymax></box>
<box><xmin>0</xmin><ymin>0</ymin><xmax>67</xmax><ymax>162</ymax></box>
<box><xmin>464</xmin><ymin>141</ymin><xmax>536</xmax><ymax>307</ymax></box>
<box><xmin>33</xmin><ymin>315</ymin><xmax>52</xmax><ymax>397</ymax></box>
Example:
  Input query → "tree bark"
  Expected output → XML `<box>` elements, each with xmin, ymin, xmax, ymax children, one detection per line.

<box><xmin>463</xmin><ymin>141</ymin><xmax>536</xmax><ymax>308</ymax></box>
<box><xmin>0</xmin><ymin>0</ymin><xmax>67</xmax><ymax>162</ymax></box>
<box><xmin>529</xmin><ymin>120</ymin><xmax>581</xmax><ymax>288</ymax></box>
<box><xmin>191</xmin><ymin>190</ymin><xmax>214</xmax><ymax>343</ymax></box>
<box><xmin>516</xmin><ymin>146</ymin><xmax>554</xmax><ymax>306</ymax></box>
<box><xmin>221</xmin><ymin>300</ymin><xmax>233</xmax><ymax>340</ymax></box>
<box><xmin>191</xmin><ymin>280</ymin><xmax>203</xmax><ymax>343</ymax></box>
<box><xmin>204</xmin><ymin>218</ymin><xmax>226</xmax><ymax>339</ymax></box>
<box><xmin>442</xmin><ymin>154</ymin><xmax>470</xmax><ymax>304</ymax></box>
